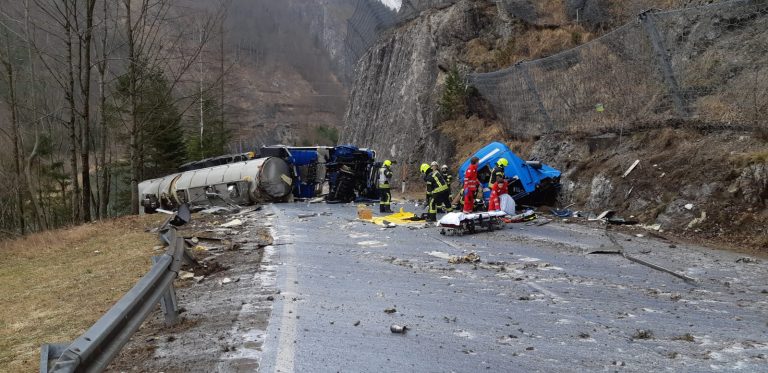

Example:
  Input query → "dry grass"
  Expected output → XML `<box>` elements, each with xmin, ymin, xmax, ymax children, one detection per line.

<box><xmin>730</xmin><ymin>150</ymin><xmax>768</xmax><ymax>167</ymax></box>
<box><xmin>464</xmin><ymin>38</ymin><xmax>497</xmax><ymax>68</ymax></box>
<box><xmin>437</xmin><ymin>115</ymin><xmax>535</xmax><ymax>166</ymax></box>
<box><xmin>535</xmin><ymin>0</ymin><xmax>569</xmax><ymax>25</ymax></box>
<box><xmin>0</xmin><ymin>214</ymin><xmax>165</xmax><ymax>372</ymax></box>
<box><xmin>493</xmin><ymin>25</ymin><xmax>594</xmax><ymax>69</ymax></box>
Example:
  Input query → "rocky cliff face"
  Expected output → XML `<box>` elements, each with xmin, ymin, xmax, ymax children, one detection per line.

<box><xmin>341</xmin><ymin>0</ymin><xmax>767</xmax><ymax>248</ymax></box>
<box><xmin>342</xmin><ymin>1</ymin><xmax>491</xmax><ymax>179</ymax></box>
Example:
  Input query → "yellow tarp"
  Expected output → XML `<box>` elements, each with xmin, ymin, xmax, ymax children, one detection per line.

<box><xmin>368</xmin><ymin>208</ymin><xmax>423</xmax><ymax>226</ymax></box>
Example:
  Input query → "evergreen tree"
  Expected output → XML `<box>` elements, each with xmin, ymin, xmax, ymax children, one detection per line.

<box><xmin>187</xmin><ymin>93</ymin><xmax>230</xmax><ymax>160</ymax></box>
<box><xmin>113</xmin><ymin>61</ymin><xmax>187</xmax><ymax>180</ymax></box>
<box><xmin>439</xmin><ymin>67</ymin><xmax>469</xmax><ymax>120</ymax></box>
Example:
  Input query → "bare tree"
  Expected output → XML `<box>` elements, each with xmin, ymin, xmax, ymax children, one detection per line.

<box><xmin>0</xmin><ymin>29</ymin><xmax>26</xmax><ymax>234</ymax></box>
<box><xmin>95</xmin><ymin>0</ymin><xmax>112</xmax><ymax>219</ymax></box>
<box><xmin>121</xmin><ymin>0</ymin><xmax>225</xmax><ymax>214</ymax></box>
<box><xmin>23</xmin><ymin>0</ymin><xmax>48</xmax><ymax>230</ymax></box>
<box><xmin>77</xmin><ymin>0</ymin><xmax>96</xmax><ymax>221</ymax></box>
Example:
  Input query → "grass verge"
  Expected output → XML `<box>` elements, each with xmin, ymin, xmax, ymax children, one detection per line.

<box><xmin>0</xmin><ymin>214</ymin><xmax>165</xmax><ymax>372</ymax></box>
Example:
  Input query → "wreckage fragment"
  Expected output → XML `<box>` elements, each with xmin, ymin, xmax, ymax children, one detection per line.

<box><xmin>390</xmin><ymin>324</ymin><xmax>408</xmax><ymax>334</ymax></box>
<box><xmin>448</xmin><ymin>252</ymin><xmax>481</xmax><ymax>264</ymax></box>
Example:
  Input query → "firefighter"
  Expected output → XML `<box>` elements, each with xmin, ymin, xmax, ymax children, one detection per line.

<box><xmin>441</xmin><ymin>164</ymin><xmax>453</xmax><ymax>184</ymax></box>
<box><xmin>488</xmin><ymin>158</ymin><xmax>509</xmax><ymax>212</ymax></box>
<box><xmin>440</xmin><ymin>164</ymin><xmax>453</xmax><ymax>207</ymax></box>
<box><xmin>463</xmin><ymin>157</ymin><xmax>480</xmax><ymax>213</ymax></box>
<box><xmin>420</xmin><ymin>163</ymin><xmax>452</xmax><ymax>222</ymax></box>
<box><xmin>378</xmin><ymin>160</ymin><xmax>394</xmax><ymax>213</ymax></box>
<box><xmin>492</xmin><ymin>158</ymin><xmax>508</xmax><ymax>184</ymax></box>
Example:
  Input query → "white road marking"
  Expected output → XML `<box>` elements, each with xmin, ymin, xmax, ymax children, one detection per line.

<box><xmin>274</xmin><ymin>229</ymin><xmax>298</xmax><ymax>373</ymax></box>
<box><xmin>527</xmin><ymin>282</ymin><xmax>563</xmax><ymax>302</ymax></box>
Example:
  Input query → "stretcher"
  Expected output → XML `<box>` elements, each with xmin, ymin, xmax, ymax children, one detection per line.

<box><xmin>438</xmin><ymin>211</ymin><xmax>506</xmax><ymax>236</ymax></box>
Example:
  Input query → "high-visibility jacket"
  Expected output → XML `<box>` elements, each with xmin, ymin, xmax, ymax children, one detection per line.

<box><xmin>491</xmin><ymin>165</ymin><xmax>505</xmax><ymax>184</ymax></box>
<box><xmin>424</xmin><ymin>169</ymin><xmax>448</xmax><ymax>195</ymax></box>
<box><xmin>443</xmin><ymin>171</ymin><xmax>453</xmax><ymax>184</ymax></box>
<box><xmin>378</xmin><ymin>166</ymin><xmax>393</xmax><ymax>189</ymax></box>
<box><xmin>464</xmin><ymin>163</ymin><xmax>479</xmax><ymax>190</ymax></box>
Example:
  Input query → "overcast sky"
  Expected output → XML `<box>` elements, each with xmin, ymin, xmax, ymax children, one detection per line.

<box><xmin>379</xmin><ymin>0</ymin><xmax>401</xmax><ymax>10</ymax></box>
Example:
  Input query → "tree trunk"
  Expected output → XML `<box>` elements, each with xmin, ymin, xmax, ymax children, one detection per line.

<box><xmin>24</xmin><ymin>0</ymin><xmax>48</xmax><ymax>231</ymax></box>
<box><xmin>2</xmin><ymin>55</ymin><xmax>26</xmax><ymax>235</ymax></box>
<box><xmin>24</xmin><ymin>134</ymin><xmax>47</xmax><ymax>230</ymax></box>
<box><xmin>65</xmin><ymin>0</ymin><xmax>82</xmax><ymax>223</ymax></box>
<box><xmin>80</xmin><ymin>0</ymin><xmax>97</xmax><ymax>222</ymax></box>
<box><xmin>97</xmin><ymin>0</ymin><xmax>109</xmax><ymax>219</ymax></box>
<box><xmin>126</xmin><ymin>0</ymin><xmax>140</xmax><ymax>215</ymax></box>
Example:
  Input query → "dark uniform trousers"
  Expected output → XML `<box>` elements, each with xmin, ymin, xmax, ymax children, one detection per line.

<box><xmin>425</xmin><ymin>170</ymin><xmax>452</xmax><ymax>221</ymax></box>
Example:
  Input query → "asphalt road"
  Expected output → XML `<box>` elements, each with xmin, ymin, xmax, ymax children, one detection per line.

<box><xmin>257</xmin><ymin>203</ymin><xmax>768</xmax><ymax>372</ymax></box>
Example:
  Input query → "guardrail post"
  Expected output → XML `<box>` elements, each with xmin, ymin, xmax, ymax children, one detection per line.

<box><xmin>39</xmin><ymin>344</ymin><xmax>69</xmax><ymax>373</ymax></box>
<box><xmin>152</xmin><ymin>256</ymin><xmax>180</xmax><ymax>326</ymax></box>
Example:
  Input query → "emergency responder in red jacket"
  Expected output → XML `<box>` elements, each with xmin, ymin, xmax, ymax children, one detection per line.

<box><xmin>463</xmin><ymin>157</ymin><xmax>480</xmax><ymax>213</ymax></box>
<box><xmin>488</xmin><ymin>158</ymin><xmax>509</xmax><ymax>211</ymax></box>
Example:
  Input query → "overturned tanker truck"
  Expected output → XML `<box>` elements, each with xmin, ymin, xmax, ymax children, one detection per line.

<box><xmin>138</xmin><ymin>145</ymin><xmax>378</xmax><ymax>213</ymax></box>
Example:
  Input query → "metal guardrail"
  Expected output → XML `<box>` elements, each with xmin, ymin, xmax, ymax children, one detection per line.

<box><xmin>40</xmin><ymin>205</ymin><xmax>196</xmax><ymax>373</ymax></box>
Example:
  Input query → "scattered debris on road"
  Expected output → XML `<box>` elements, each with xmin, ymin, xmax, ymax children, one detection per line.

<box><xmin>200</xmin><ymin>206</ymin><xmax>235</xmax><ymax>215</ymax></box>
<box><xmin>178</xmin><ymin>271</ymin><xmax>195</xmax><ymax>280</ymax></box>
<box><xmin>220</xmin><ymin>219</ymin><xmax>243</xmax><ymax>228</ymax></box>
<box><xmin>357</xmin><ymin>205</ymin><xmax>373</xmax><ymax>220</ymax></box>
<box><xmin>632</xmin><ymin>329</ymin><xmax>654</xmax><ymax>340</ymax></box>
<box><xmin>604</xmin><ymin>232</ymin><xmax>698</xmax><ymax>283</ymax></box>
<box><xmin>448</xmin><ymin>252</ymin><xmax>481</xmax><ymax>264</ymax></box>
<box><xmin>390</xmin><ymin>324</ymin><xmax>408</xmax><ymax>334</ymax></box>
<box><xmin>735</xmin><ymin>257</ymin><xmax>759</xmax><ymax>264</ymax></box>
<box><xmin>220</xmin><ymin>277</ymin><xmax>240</xmax><ymax>285</ymax></box>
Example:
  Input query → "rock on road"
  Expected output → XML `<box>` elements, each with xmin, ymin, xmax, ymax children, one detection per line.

<box><xmin>257</xmin><ymin>203</ymin><xmax>768</xmax><ymax>372</ymax></box>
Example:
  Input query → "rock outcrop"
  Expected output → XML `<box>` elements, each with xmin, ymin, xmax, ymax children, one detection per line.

<box><xmin>342</xmin><ymin>1</ymin><xmax>487</xmax><ymax>178</ymax></box>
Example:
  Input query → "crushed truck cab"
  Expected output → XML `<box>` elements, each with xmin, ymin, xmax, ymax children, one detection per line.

<box><xmin>458</xmin><ymin>142</ymin><xmax>561</xmax><ymax>206</ymax></box>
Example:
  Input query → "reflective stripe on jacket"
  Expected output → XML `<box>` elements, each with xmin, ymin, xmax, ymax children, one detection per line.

<box><xmin>378</xmin><ymin>166</ymin><xmax>393</xmax><ymax>189</ymax></box>
<box><xmin>464</xmin><ymin>164</ymin><xmax>479</xmax><ymax>189</ymax></box>
<box><xmin>424</xmin><ymin>170</ymin><xmax>448</xmax><ymax>195</ymax></box>
<box><xmin>491</xmin><ymin>165</ymin><xmax>505</xmax><ymax>184</ymax></box>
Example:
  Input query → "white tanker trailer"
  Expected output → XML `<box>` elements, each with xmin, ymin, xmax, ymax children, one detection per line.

<box><xmin>138</xmin><ymin>156</ymin><xmax>293</xmax><ymax>213</ymax></box>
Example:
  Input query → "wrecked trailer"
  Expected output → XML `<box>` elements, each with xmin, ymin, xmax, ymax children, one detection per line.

<box><xmin>138</xmin><ymin>156</ymin><xmax>293</xmax><ymax>213</ymax></box>
<box><xmin>458</xmin><ymin>142</ymin><xmax>561</xmax><ymax>206</ymax></box>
